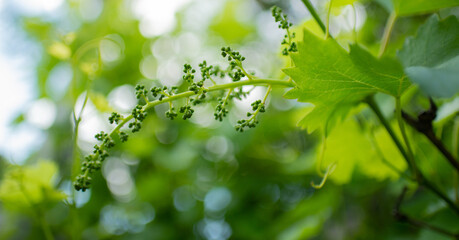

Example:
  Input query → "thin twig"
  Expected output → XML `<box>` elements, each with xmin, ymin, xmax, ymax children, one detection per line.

<box><xmin>393</xmin><ymin>187</ymin><xmax>459</xmax><ymax>239</ymax></box>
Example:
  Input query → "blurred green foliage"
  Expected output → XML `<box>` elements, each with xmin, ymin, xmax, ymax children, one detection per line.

<box><xmin>0</xmin><ymin>0</ymin><xmax>458</xmax><ymax>239</ymax></box>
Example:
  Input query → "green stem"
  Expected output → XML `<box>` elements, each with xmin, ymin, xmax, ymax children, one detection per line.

<box><xmin>316</xmin><ymin>133</ymin><xmax>327</xmax><ymax>176</ymax></box>
<box><xmin>70</xmin><ymin>89</ymin><xmax>87</xmax><ymax>239</ymax></box>
<box><xmin>301</xmin><ymin>0</ymin><xmax>327</xmax><ymax>33</ymax></box>
<box><xmin>352</xmin><ymin>4</ymin><xmax>357</xmax><ymax>43</ymax></box>
<box><xmin>142</xmin><ymin>95</ymin><xmax>149</xmax><ymax>104</ymax></box>
<box><xmin>311</xmin><ymin>163</ymin><xmax>336</xmax><ymax>189</ymax></box>
<box><xmin>72</xmin><ymin>89</ymin><xmax>90</xmax><ymax>179</ymax></box>
<box><xmin>325</xmin><ymin>0</ymin><xmax>333</xmax><ymax>39</ymax></box>
<box><xmin>247</xmin><ymin>85</ymin><xmax>272</xmax><ymax>122</ymax></box>
<box><xmin>70</xmin><ymin>38</ymin><xmax>102</xmax><ymax>181</ymax></box>
<box><xmin>365</xmin><ymin>96</ymin><xmax>409</xmax><ymax>163</ymax></box>
<box><xmin>68</xmin><ymin>40</ymin><xmax>98</xmax><ymax>240</ymax></box>
<box><xmin>144</xmin><ymin>79</ymin><xmax>293</xmax><ymax>112</ymax></box>
<box><xmin>209</xmin><ymin>76</ymin><xmax>217</xmax><ymax>85</ymax></box>
<box><xmin>395</xmin><ymin>98</ymin><xmax>418</xmax><ymax>179</ymax></box>
<box><xmin>223</xmin><ymin>88</ymin><xmax>233</xmax><ymax>107</ymax></box>
<box><xmin>378</xmin><ymin>12</ymin><xmax>397</xmax><ymax>58</ymax></box>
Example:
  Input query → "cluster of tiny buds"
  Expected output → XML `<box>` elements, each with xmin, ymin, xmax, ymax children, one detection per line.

<box><xmin>235</xmin><ymin>100</ymin><xmax>266</xmax><ymax>132</ymax></box>
<box><xmin>166</xmin><ymin>107</ymin><xmax>178</xmax><ymax>120</ymax></box>
<box><xmin>221</xmin><ymin>47</ymin><xmax>246</xmax><ymax>62</ymax></box>
<box><xmin>180</xmin><ymin>105</ymin><xmax>194</xmax><ymax>120</ymax></box>
<box><xmin>74</xmin><ymin>110</ymin><xmax>132</xmax><ymax>191</ymax></box>
<box><xmin>108</xmin><ymin>112</ymin><xmax>122</xmax><ymax>124</ymax></box>
<box><xmin>135</xmin><ymin>85</ymin><xmax>148</xmax><ymax>99</ymax></box>
<box><xmin>129</xmin><ymin>105</ymin><xmax>147</xmax><ymax>132</ymax></box>
<box><xmin>150</xmin><ymin>85</ymin><xmax>178</xmax><ymax>101</ymax></box>
<box><xmin>250</xmin><ymin>100</ymin><xmax>266</xmax><ymax>114</ymax></box>
<box><xmin>272</xmin><ymin>6</ymin><xmax>292</xmax><ymax>29</ymax></box>
<box><xmin>214</xmin><ymin>96</ymin><xmax>230</xmax><ymax>121</ymax></box>
<box><xmin>74</xmin><ymin>130</ymin><xmax>117</xmax><ymax>191</ymax></box>
<box><xmin>199</xmin><ymin>61</ymin><xmax>213</xmax><ymax>82</ymax></box>
<box><xmin>272</xmin><ymin>6</ymin><xmax>297</xmax><ymax>56</ymax></box>
<box><xmin>221</xmin><ymin>47</ymin><xmax>247</xmax><ymax>82</ymax></box>
<box><xmin>183</xmin><ymin>64</ymin><xmax>196</xmax><ymax>83</ymax></box>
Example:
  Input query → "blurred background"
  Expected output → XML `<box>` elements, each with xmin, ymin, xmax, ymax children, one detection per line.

<box><xmin>0</xmin><ymin>0</ymin><xmax>458</xmax><ymax>239</ymax></box>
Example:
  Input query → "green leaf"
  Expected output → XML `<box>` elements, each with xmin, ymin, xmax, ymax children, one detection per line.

<box><xmin>396</xmin><ymin>0</ymin><xmax>459</xmax><ymax>16</ymax></box>
<box><xmin>405</xmin><ymin>57</ymin><xmax>459</xmax><ymax>98</ymax></box>
<box><xmin>398</xmin><ymin>15</ymin><xmax>459</xmax><ymax>98</ymax></box>
<box><xmin>284</xmin><ymin>29</ymin><xmax>408</xmax><ymax>132</ymax></box>
<box><xmin>398</xmin><ymin>15</ymin><xmax>459</xmax><ymax>68</ymax></box>
<box><xmin>434</xmin><ymin>96</ymin><xmax>459</xmax><ymax>127</ymax></box>
<box><xmin>0</xmin><ymin>161</ymin><xmax>66</xmax><ymax>211</ymax></box>
<box><xmin>376</xmin><ymin>0</ymin><xmax>459</xmax><ymax>16</ymax></box>
<box><xmin>417</xmin><ymin>208</ymin><xmax>459</xmax><ymax>240</ymax></box>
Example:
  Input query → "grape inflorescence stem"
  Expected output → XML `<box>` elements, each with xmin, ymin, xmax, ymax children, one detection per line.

<box><xmin>79</xmin><ymin>78</ymin><xmax>295</xmax><ymax>184</ymax></box>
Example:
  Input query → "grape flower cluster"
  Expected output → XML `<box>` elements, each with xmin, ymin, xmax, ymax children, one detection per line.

<box><xmin>272</xmin><ymin>6</ymin><xmax>297</xmax><ymax>56</ymax></box>
<box><xmin>74</xmin><ymin>6</ymin><xmax>294</xmax><ymax>191</ymax></box>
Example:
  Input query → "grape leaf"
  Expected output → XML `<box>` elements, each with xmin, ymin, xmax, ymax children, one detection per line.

<box><xmin>405</xmin><ymin>57</ymin><xmax>459</xmax><ymax>98</ymax></box>
<box><xmin>284</xmin><ymin>29</ymin><xmax>409</xmax><ymax>132</ymax></box>
<box><xmin>398</xmin><ymin>15</ymin><xmax>459</xmax><ymax>98</ymax></box>
<box><xmin>398</xmin><ymin>15</ymin><xmax>459</xmax><ymax>68</ymax></box>
<box><xmin>376</xmin><ymin>0</ymin><xmax>459</xmax><ymax>16</ymax></box>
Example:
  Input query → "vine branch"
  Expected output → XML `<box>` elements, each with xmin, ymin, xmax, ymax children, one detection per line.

<box><xmin>393</xmin><ymin>187</ymin><xmax>459</xmax><ymax>239</ymax></box>
<box><xmin>401</xmin><ymin>99</ymin><xmax>459</xmax><ymax>172</ymax></box>
<box><xmin>366</xmin><ymin>96</ymin><xmax>459</xmax><ymax>214</ymax></box>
